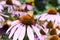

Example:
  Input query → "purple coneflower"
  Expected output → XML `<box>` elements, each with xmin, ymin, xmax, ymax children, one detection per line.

<box><xmin>6</xmin><ymin>13</ymin><xmax>47</xmax><ymax>40</ymax></box>
<box><xmin>38</xmin><ymin>8</ymin><xmax>60</xmax><ymax>28</ymax></box>
<box><xmin>0</xmin><ymin>13</ymin><xmax>9</xmax><ymax>28</ymax></box>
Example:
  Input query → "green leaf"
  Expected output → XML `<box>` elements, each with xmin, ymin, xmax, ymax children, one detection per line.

<box><xmin>1</xmin><ymin>34</ymin><xmax>10</xmax><ymax>40</ymax></box>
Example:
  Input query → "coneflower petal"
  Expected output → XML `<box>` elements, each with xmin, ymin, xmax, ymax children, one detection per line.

<box><xmin>0</xmin><ymin>1</ymin><xmax>6</xmax><ymax>5</ymax></box>
<box><xmin>55</xmin><ymin>16</ymin><xmax>60</xmax><ymax>23</ymax></box>
<box><xmin>32</xmin><ymin>25</ymin><xmax>41</xmax><ymax>40</ymax></box>
<box><xmin>0</xmin><ymin>16</ymin><xmax>5</xmax><ymax>22</ymax></box>
<box><xmin>39</xmin><ymin>14</ymin><xmax>48</xmax><ymax>21</ymax></box>
<box><xmin>36</xmin><ymin>24</ymin><xmax>44</xmax><ymax>29</ymax></box>
<box><xmin>9</xmin><ymin>24</ymin><xmax>20</xmax><ymax>38</ymax></box>
<box><xmin>47</xmin><ymin>15</ymin><xmax>55</xmax><ymax>22</ymax></box>
<box><xmin>0</xmin><ymin>14</ymin><xmax>9</xmax><ymax>18</ymax></box>
<box><xmin>6</xmin><ymin>20</ymin><xmax>19</xmax><ymax>33</ymax></box>
<box><xmin>18</xmin><ymin>25</ymin><xmax>26</xmax><ymax>40</ymax></box>
<box><xmin>13</xmin><ymin>0</ymin><xmax>21</xmax><ymax>6</ymax></box>
<box><xmin>11</xmin><ymin>20</ymin><xmax>20</xmax><ymax>26</ymax></box>
<box><xmin>13</xmin><ymin>26</ymin><xmax>21</xmax><ymax>40</ymax></box>
<box><xmin>21</xmin><ymin>4</ymin><xmax>26</xmax><ymax>10</ymax></box>
<box><xmin>0</xmin><ymin>5</ymin><xmax>4</xmax><ymax>12</ymax></box>
<box><xmin>27</xmin><ymin>5</ymin><xmax>33</xmax><ymax>11</ymax></box>
<box><xmin>27</xmin><ymin>26</ymin><xmax>34</xmax><ymax>40</ymax></box>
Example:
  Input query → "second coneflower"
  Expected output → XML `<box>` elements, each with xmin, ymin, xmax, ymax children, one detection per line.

<box><xmin>4</xmin><ymin>0</ymin><xmax>21</xmax><ymax>16</ymax></box>
<box><xmin>21</xmin><ymin>2</ymin><xmax>33</xmax><ymax>11</ymax></box>
<box><xmin>48</xmin><ymin>35</ymin><xmax>60</xmax><ymax>40</ymax></box>
<box><xmin>38</xmin><ymin>8</ymin><xmax>60</xmax><ymax>28</ymax></box>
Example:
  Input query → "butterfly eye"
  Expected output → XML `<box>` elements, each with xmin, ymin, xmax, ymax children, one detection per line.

<box><xmin>27</xmin><ymin>5</ymin><xmax>33</xmax><ymax>11</ymax></box>
<box><xmin>21</xmin><ymin>4</ymin><xmax>26</xmax><ymax>10</ymax></box>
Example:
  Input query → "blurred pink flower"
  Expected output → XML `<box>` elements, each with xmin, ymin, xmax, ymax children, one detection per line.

<box><xmin>0</xmin><ymin>13</ymin><xmax>9</xmax><ymax>28</ymax></box>
<box><xmin>0</xmin><ymin>1</ymin><xmax>6</xmax><ymax>6</ymax></box>
<box><xmin>38</xmin><ymin>13</ymin><xmax>60</xmax><ymax>28</ymax></box>
<box><xmin>21</xmin><ymin>3</ymin><xmax>33</xmax><ymax>11</ymax></box>
<box><xmin>38</xmin><ymin>8</ymin><xmax>60</xmax><ymax>28</ymax></box>
<box><xmin>0</xmin><ymin>0</ymin><xmax>21</xmax><ymax>16</ymax></box>
<box><xmin>0</xmin><ymin>5</ymin><xmax>4</xmax><ymax>12</ymax></box>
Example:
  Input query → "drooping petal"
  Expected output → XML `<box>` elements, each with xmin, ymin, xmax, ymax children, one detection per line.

<box><xmin>0</xmin><ymin>5</ymin><xmax>4</xmax><ymax>12</ymax></box>
<box><xmin>8</xmin><ymin>6</ymin><xmax>13</xmax><ymax>14</ymax></box>
<box><xmin>6</xmin><ymin>20</ymin><xmax>20</xmax><ymax>33</ymax></box>
<box><xmin>0</xmin><ymin>14</ymin><xmax>9</xmax><ymax>18</ymax></box>
<box><xmin>47</xmin><ymin>15</ymin><xmax>55</xmax><ymax>22</ymax></box>
<box><xmin>9</xmin><ymin>24</ymin><xmax>20</xmax><ymax>38</ymax></box>
<box><xmin>21</xmin><ymin>4</ymin><xmax>26</xmax><ymax>10</ymax></box>
<box><xmin>27</xmin><ymin>26</ymin><xmax>34</xmax><ymax>40</ymax></box>
<box><xmin>40</xmin><ymin>35</ymin><xmax>47</xmax><ymax>40</ymax></box>
<box><xmin>55</xmin><ymin>15</ymin><xmax>60</xmax><ymax>23</ymax></box>
<box><xmin>12</xmin><ymin>0</ymin><xmax>21</xmax><ymax>6</ymax></box>
<box><xmin>0</xmin><ymin>16</ymin><xmax>4</xmax><ymax>22</ymax></box>
<box><xmin>54</xmin><ymin>15</ymin><xmax>60</xmax><ymax>27</ymax></box>
<box><xmin>0</xmin><ymin>1</ymin><xmax>6</xmax><ymax>5</ymax></box>
<box><xmin>32</xmin><ymin>25</ymin><xmax>41</xmax><ymax>40</ymax></box>
<box><xmin>39</xmin><ymin>13</ymin><xmax>48</xmax><ymax>21</ymax></box>
<box><xmin>36</xmin><ymin>24</ymin><xmax>44</xmax><ymax>29</ymax></box>
<box><xmin>11</xmin><ymin>20</ymin><xmax>20</xmax><ymax>26</ymax></box>
<box><xmin>14</xmin><ymin>11</ymin><xmax>27</xmax><ymax>17</ymax></box>
<box><xmin>18</xmin><ymin>25</ymin><xmax>26</xmax><ymax>40</ymax></box>
<box><xmin>14</xmin><ymin>11</ymin><xmax>20</xmax><ymax>17</ymax></box>
<box><xmin>27</xmin><ymin>5</ymin><xmax>33</xmax><ymax>10</ymax></box>
<box><xmin>13</xmin><ymin>25</ymin><xmax>24</xmax><ymax>40</ymax></box>
<box><xmin>36</xmin><ymin>24</ymin><xmax>48</xmax><ymax>35</ymax></box>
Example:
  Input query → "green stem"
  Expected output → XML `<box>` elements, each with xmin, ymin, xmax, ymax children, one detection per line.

<box><xmin>23</xmin><ymin>26</ymin><xmax>29</xmax><ymax>40</ymax></box>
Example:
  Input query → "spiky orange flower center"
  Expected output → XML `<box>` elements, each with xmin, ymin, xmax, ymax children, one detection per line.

<box><xmin>6</xmin><ymin>0</ymin><xmax>13</xmax><ymax>5</ymax></box>
<box><xmin>49</xmin><ymin>35</ymin><xmax>59</xmax><ymax>40</ymax></box>
<box><xmin>47</xmin><ymin>8</ymin><xmax>57</xmax><ymax>15</ymax></box>
<box><xmin>19</xmin><ymin>15</ymin><xmax>35</xmax><ymax>26</ymax></box>
<box><xmin>46</xmin><ymin>21</ymin><xmax>54</xmax><ymax>29</ymax></box>
<box><xmin>50</xmin><ymin>28</ymin><xmax>57</xmax><ymax>35</ymax></box>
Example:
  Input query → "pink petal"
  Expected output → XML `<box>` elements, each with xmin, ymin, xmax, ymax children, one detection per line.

<box><xmin>12</xmin><ymin>0</ymin><xmax>21</xmax><ymax>6</ymax></box>
<box><xmin>0</xmin><ymin>14</ymin><xmax>9</xmax><ymax>18</ymax></box>
<box><xmin>27</xmin><ymin>26</ymin><xmax>34</xmax><ymax>40</ymax></box>
<box><xmin>27</xmin><ymin>5</ymin><xmax>33</xmax><ymax>10</ymax></box>
<box><xmin>0</xmin><ymin>16</ymin><xmax>4</xmax><ymax>21</ymax></box>
<box><xmin>18</xmin><ymin>25</ymin><xmax>26</xmax><ymax>40</ymax></box>
<box><xmin>0</xmin><ymin>5</ymin><xmax>4</xmax><ymax>12</ymax></box>
<box><xmin>32</xmin><ymin>25</ymin><xmax>41</xmax><ymax>40</ymax></box>
<box><xmin>21</xmin><ymin>4</ymin><xmax>26</xmax><ymax>10</ymax></box>
<box><xmin>9</xmin><ymin>24</ymin><xmax>20</xmax><ymax>38</ymax></box>
<box><xmin>6</xmin><ymin>20</ymin><xmax>19</xmax><ymax>33</ymax></box>
<box><xmin>0</xmin><ymin>1</ymin><xmax>6</xmax><ymax>5</ymax></box>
